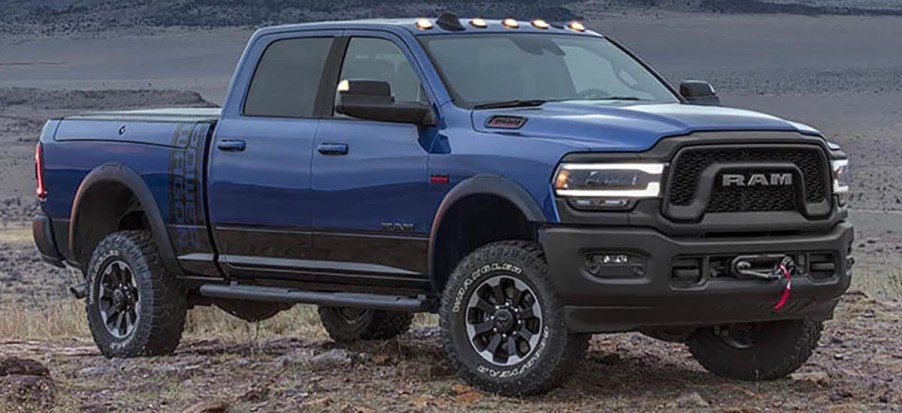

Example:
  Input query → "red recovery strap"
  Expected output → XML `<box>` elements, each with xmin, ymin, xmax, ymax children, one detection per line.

<box><xmin>773</xmin><ymin>263</ymin><xmax>792</xmax><ymax>311</ymax></box>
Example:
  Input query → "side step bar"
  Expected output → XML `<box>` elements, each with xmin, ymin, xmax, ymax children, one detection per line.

<box><xmin>198</xmin><ymin>283</ymin><xmax>427</xmax><ymax>311</ymax></box>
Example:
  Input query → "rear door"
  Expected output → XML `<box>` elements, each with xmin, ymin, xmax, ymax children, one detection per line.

<box><xmin>207</xmin><ymin>31</ymin><xmax>341</xmax><ymax>279</ymax></box>
<box><xmin>309</xmin><ymin>32</ymin><xmax>433</xmax><ymax>288</ymax></box>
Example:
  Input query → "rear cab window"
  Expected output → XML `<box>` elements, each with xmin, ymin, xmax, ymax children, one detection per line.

<box><xmin>243</xmin><ymin>37</ymin><xmax>333</xmax><ymax>118</ymax></box>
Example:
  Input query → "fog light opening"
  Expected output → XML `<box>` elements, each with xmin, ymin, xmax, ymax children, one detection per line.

<box><xmin>585</xmin><ymin>253</ymin><xmax>645</xmax><ymax>278</ymax></box>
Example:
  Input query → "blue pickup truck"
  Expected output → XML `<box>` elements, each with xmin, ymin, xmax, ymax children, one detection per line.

<box><xmin>33</xmin><ymin>14</ymin><xmax>853</xmax><ymax>395</ymax></box>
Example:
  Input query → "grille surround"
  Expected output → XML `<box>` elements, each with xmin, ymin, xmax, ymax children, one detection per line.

<box><xmin>663</xmin><ymin>144</ymin><xmax>832</xmax><ymax>221</ymax></box>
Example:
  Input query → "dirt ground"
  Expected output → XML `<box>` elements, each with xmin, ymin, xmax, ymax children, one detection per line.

<box><xmin>1</xmin><ymin>9</ymin><xmax>901</xmax><ymax>413</ymax></box>
<box><xmin>0</xmin><ymin>293</ymin><xmax>899</xmax><ymax>412</ymax></box>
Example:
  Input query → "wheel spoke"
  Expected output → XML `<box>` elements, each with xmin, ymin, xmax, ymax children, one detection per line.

<box><xmin>474</xmin><ymin>297</ymin><xmax>495</xmax><ymax>314</ymax></box>
<box><xmin>472</xmin><ymin>320</ymin><xmax>494</xmax><ymax>335</ymax></box>
<box><xmin>116</xmin><ymin>313</ymin><xmax>126</xmax><ymax>336</ymax></box>
<box><xmin>491</xmin><ymin>283</ymin><xmax>507</xmax><ymax>304</ymax></box>
<box><xmin>105</xmin><ymin>308</ymin><xmax>118</xmax><ymax>329</ymax></box>
<box><xmin>486</xmin><ymin>333</ymin><xmax>502</xmax><ymax>356</ymax></box>
<box><xmin>519</xmin><ymin>328</ymin><xmax>534</xmax><ymax>342</ymax></box>
<box><xmin>506</xmin><ymin>336</ymin><xmax>519</xmax><ymax>359</ymax></box>
<box><xmin>111</xmin><ymin>262</ymin><xmax>123</xmax><ymax>284</ymax></box>
<box><xmin>512</xmin><ymin>288</ymin><xmax>528</xmax><ymax>308</ymax></box>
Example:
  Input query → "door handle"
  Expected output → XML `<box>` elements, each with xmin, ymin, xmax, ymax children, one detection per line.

<box><xmin>217</xmin><ymin>139</ymin><xmax>246</xmax><ymax>152</ymax></box>
<box><xmin>317</xmin><ymin>143</ymin><xmax>349</xmax><ymax>156</ymax></box>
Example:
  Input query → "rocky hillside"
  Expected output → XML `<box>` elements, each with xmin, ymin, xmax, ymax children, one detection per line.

<box><xmin>3</xmin><ymin>0</ymin><xmax>902</xmax><ymax>34</ymax></box>
<box><xmin>0</xmin><ymin>0</ymin><xmax>580</xmax><ymax>34</ymax></box>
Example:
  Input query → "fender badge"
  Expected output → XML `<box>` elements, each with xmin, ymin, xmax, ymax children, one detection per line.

<box><xmin>486</xmin><ymin>116</ymin><xmax>527</xmax><ymax>129</ymax></box>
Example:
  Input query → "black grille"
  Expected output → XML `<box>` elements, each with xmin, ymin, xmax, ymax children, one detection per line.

<box><xmin>707</xmin><ymin>178</ymin><xmax>797</xmax><ymax>212</ymax></box>
<box><xmin>669</xmin><ymin>146</ymin><xmax>827</xmax><ymax>213</ymax></box>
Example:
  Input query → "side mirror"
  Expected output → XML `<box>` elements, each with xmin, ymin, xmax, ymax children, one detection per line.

<box><xmin>680</xmin><ymin>80</ymin><xmax>721</xmax><ymax>106</ymax></box>
<box><xmin>336</xmin><ymin>79</ymin><xmax>434</xmax><ymax>125</ymax></box>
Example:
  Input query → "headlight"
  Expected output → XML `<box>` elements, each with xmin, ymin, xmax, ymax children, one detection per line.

<box><xmin>831</xmin><ymin>159</ymin><xmax>850</xmax><ymax>194</ymax></box>
<box><xmin>553</xmin><ymin>163</ymin><xmax>665</xmax><ymax>210</ymax></box>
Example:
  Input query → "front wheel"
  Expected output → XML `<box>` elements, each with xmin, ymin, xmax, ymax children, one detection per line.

<box><xmin>688</xmin><ymin>319</ymin><xmax>823</xmax><ymax>381</ymax></box>
<box><xmin>440</xmin><ymin>241</ymin><xmax>589</xmax><ymax>396</ymax></box>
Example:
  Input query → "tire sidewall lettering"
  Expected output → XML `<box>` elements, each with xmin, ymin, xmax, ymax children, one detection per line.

<box><xmin>474</xmin><ymin>326</ymin><xmax>550</xmax><ymax>378</ymax></box>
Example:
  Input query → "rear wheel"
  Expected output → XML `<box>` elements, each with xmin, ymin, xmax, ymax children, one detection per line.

<box><xmin>215</xmin><ymin>300</ymin><xmax>294</xmax><ymax>323</ymax></box>
<box><xmin>85</xmin><ymin>231</ymin><xmax>187</xmax><ymax>358</ymax></box>
<box><xmin>318</xmin><ymin>307</ymin><xmax>414</xmax><ymax>342</ymax></box>
<box><xmin>688</xmin><ymin>319</ymin><xmax>822</xmax><ymax>381</ymax></box>
<box><xmin>440</xmin><ymin>241</ymin><xmax>589</xmax><ymax>396</ymax></box>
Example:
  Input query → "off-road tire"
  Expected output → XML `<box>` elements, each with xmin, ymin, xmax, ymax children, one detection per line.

<box><xmin>688</xmin><ymin>319</ymin><xmax>823</xmax><ymax>381</ymax></box>
<box><xmin>215</xmin><ymin>300</ymin><xmax>294</xmax><ymax>323</ymax></box>
<box><xmin>85</xmin><ymin>231</ymin><xmax>187</xmax><ymax>358</ymax></box>
<box><xmin>440</xmin><ymin>241</ymin><xmax>590</xmax><ymax>396</ymax></box>
<box><xmin>318</xmin><ymin>307</ymin><xmax>414</xmax><ymax>342</ymax></box>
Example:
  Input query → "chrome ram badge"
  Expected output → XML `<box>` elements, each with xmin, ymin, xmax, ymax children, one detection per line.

<box><xmin>722</xmin><ymin>173</ymin><xmax>793</xmax><ymax>187</ymax></box>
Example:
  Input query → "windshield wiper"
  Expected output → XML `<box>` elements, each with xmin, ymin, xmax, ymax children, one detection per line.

<box><xmin>473</xmin><ymin>99</ymin><xmax>548</xmax><ymax>109</ymax></box>
<box><xmin>595</xmin><ymin>96</ymin><xmax>649</xmax><ymax>101</ymax></box>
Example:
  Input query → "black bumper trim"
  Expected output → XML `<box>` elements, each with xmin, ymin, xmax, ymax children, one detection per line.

<box><xmin>540</xmin><ymin>222</ymin><xmax>854</xmax><ymax>333</ymax></box>
<box><xmin>33</xmin><ymin>213</ymin><xmax>65</xmax><ymax>268</ymax></box>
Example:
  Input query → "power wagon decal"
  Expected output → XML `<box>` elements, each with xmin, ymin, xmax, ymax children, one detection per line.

<box><xmin>167</xmin><ymin>123</ymin><xmax>210</xmax><ymax>253</ymax></box>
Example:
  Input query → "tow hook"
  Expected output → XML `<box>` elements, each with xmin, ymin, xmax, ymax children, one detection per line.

<box><xmin>731</xmin><ymin>254</ymin><xmax>789</xmax><ymax>280</ymax></box>
<box><xmin>731</xmin><ymin>255</ymin><xmax>795</xmax><ymax>311</ymax></box>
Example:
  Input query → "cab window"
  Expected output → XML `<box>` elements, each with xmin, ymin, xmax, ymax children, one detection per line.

<box><xmin>335</xmin><ymin>37</ymin><xmax>427</xmax><ymax>109</ymax></box>
<box><xmin>244</xmin><ymin>37</ymin><xmax>333</xmax><ymax>118</ymax></box>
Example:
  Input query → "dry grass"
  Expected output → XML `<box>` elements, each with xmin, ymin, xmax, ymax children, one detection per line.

<box><xmin>0</xmin><ymin>300</ymin><xmax>437</xmax><ymax>342</ymax></box>
<box><xmin>0</xmin><ymin>226</ymin><xmax>31</xmax><ymax>244</ymax></box>
<box><xmin>0</xmin><ymin>300</ymin><xmax>91</xmax><ymax>339</ymax></box>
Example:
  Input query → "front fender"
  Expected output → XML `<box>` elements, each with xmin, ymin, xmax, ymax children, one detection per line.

<box><xmin>427</xmin><ymin>174</ymin><xmax>548</xmax><ymax>276</ymax></box>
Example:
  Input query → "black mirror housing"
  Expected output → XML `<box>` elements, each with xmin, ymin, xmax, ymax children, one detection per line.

<box><xmin>336</xmin><ymin>79</ymin><xmax>434</xmax><ymax>125</ymax></box>
<box><xmin>680</xmin><ymin>80</ymin><xmax>721</xmax><ymax>106</ymax></box>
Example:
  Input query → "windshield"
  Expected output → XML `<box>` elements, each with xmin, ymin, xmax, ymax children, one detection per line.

<box><xmin>420</xmin><ymin>33</ymin><xmax>680</xmax><ymax>109</ymax></box>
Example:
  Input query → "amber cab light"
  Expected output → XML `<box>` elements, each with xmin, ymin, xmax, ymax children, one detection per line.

<box><xmin>35</xmin><ymin>143</ymin><xmax>47</xmax><ymax>200</ymax></box>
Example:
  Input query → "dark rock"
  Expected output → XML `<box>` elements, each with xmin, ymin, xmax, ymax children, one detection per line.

<box><xmin>0</xmin><ymin>357</ymin><xmax>50</xmax><ymax>377</ymax></box>
<box><xmin>0</xmin><ymin>374</ymin><xmax>55</xmax><ymax>408</ymax></box>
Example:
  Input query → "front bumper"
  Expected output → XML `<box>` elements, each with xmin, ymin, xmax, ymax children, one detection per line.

<box><xmin>540</xmin><ymin>222</ymin><xmax>854</xmax><ymax>333</ymax></box>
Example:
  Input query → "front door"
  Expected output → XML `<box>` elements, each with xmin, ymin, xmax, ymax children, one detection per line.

<box><xmin>310</xmin><ymin>33</ymin><xmax>434</xmax><ymax>288</ymax></box>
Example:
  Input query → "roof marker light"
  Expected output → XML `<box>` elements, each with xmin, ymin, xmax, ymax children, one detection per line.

<box><xmin>415</xmin><ymin>18</ymin><xmax>434</xmax><ymax>30</ymax></box>
<box><xmin>502</xmin><ymin>18</ymin><xmax>519</xmax><ymax>28</ymax></box>
<box><xmin>532</xmin><ymin>19</ymin><xmax>550</xmax><ymax>29</ymax></box>
<box><xmin>470</xmin><ymin>18</ymin><xmax>487</xmax><ymax>28</ymax></box>
<box><xmin>568</xmin><ymin>21</ymin><xmax>586</xmax><ymax>32</ymax></box>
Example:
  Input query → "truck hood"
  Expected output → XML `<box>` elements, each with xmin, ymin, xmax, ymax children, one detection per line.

<box><xmin>471</xmin><ymin>102</ymin><xmax>822</xmax><ymax>151</ymax></box>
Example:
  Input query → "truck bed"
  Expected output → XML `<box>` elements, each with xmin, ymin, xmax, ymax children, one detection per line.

<box><xmin>66</xmin><ymin>108</ymin><xmax>221</xmax><ymax>122</ymax></box>
<box><xmin>41</xmin><ymin>108</ymin><xmax>218</xmax><ymax>272</ymax></box>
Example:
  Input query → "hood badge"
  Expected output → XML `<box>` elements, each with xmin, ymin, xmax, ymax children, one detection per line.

<box><xmin>486</xmin><ymin>115</ymin><xmax>527</xmax><ymax>129</ymax></box>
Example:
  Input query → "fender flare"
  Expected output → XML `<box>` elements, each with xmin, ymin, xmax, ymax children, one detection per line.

<box><xmin>69</xmin><ymin>163</ymin><xmax>183</xmax><ymax>276</ymax></box>
<box><xmin>427</xmin><ymin>174</ymin><xmax>547</xmax><ymax>279</ymax></box>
